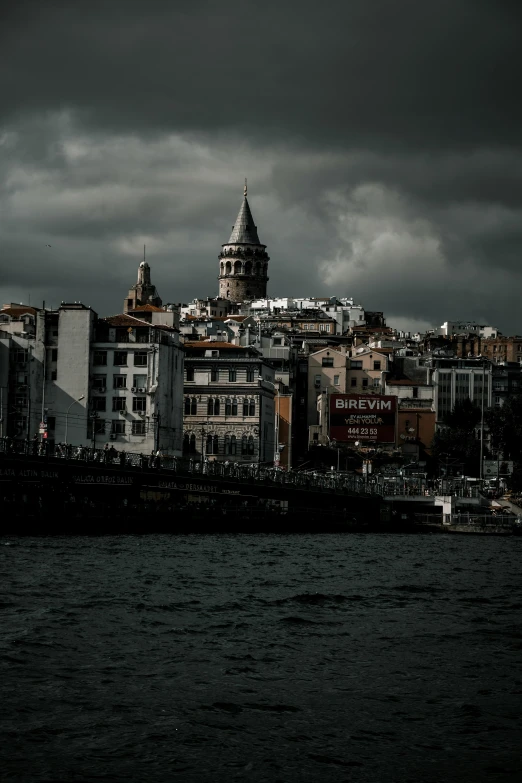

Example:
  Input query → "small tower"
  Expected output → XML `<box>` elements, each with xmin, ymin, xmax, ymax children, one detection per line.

<box><xmin>124</xmin><ymin>247</ymin><xmax>163</xmax><ymax>313</ymax></box>
<box><xmin>218</xmin><ymin>182</ymin><xmax>269</xmax><ymax>301</ymax></box>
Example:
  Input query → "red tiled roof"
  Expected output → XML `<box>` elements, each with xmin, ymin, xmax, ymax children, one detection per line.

<box><xmin>1</xmin><ymin>306</ymin><xmax>37</xmax><ymax>317</ymax></box>
<box><xmin>100</xmin><ymin>314</ymin><xmax>178</xmax><ymax>333</ymax></box>
<box><xmin>102</xmin><ymin>314</ymin><xmax>152</xmax><ymax>327</ymax></box>
<box><xmin>129</xmin><ymin>304</ymin><xmax>164</xmax><ymax>312</ymax></box>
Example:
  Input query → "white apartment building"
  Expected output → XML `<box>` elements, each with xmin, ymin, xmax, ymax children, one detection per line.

<box><xmin>439</xmin><ymin>321</ymin><xmax>499</xmax><ymax>339</ymax></box>
<box><xmin>1</xmin><ymin>303</ymin><xmax>184</xmax><ymax>455</ymax></box>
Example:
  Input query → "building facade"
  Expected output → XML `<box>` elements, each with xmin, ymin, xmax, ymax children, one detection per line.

<box><xmin>1</xmin><ymin>302</ymin><xmax>184</xmax><ymax>455</ymax></box>
<box><xmin>182</xmin><ymin>341</ymin><xmax>275</xmax><ymax>463</ymax></box>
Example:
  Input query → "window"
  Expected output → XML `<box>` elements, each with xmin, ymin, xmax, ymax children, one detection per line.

<box><xmin>92</xmin><ymin>351</ymin><xmax>107</xmax><ymax>367</ymax></box>
<box><xmin>206</xmin><ymin>434</ymin><xmax>219</xmax><ymax>455</ymax></box>
<box><xmin>15</xmin><ymin>350</ymin><xmax>28</xmax><ymax>364</ymax></box>
<box><xmin>127</xmin><ymin>299</ymin><xmax>133</xmax><ymax>309</ymax></box>
<box><xmin>246</xmin><ymin>368</ymin><xmax>255</xmax><ymax>382</ymax></box>
<box><xmin>115</xmin><ymin>328</ymin><xmax>129</xmax><ymax>343</ymax></box>
<box><xmin>184</xmin><ymin>397</ymin><xmax>191</xmax><ymax>415</ymax></box>
<box><xmin>207</xmin><ymin>397</ymin><xmax>220</xmax><ymax>415</ymax></box>
<box><xmin>319</xmin><ymin>323</ymin><xmax>330</xmax><ymax>332</ymax></box>
<box><xmin>132</xmin><ymin>420</ymin><xmax>146</xmax><ymax>435</ymax></box>
<box><xmin>186</xmin><ymin>367</ymin><xmax>194</xmax><ymax>381</ymax></box>
<box><xmin>351</xmin><ymin>360</ymin><xmax>362</xmax><ymax>369</ymax></box>
<box><xmin>322</xmin><ymin>357</ymin><xmax>334</xmax><ymax>367</ymax></box>
<box><xmin>211</xmin><ymin>367</ymin><xmax>219</xmax><ymax>382</ymax></box>
<box><xmin>242</xmin><ymin>434</ymin><xmax>255</xmax><ymax>455</ymax></box>
<box><xmin>229</xmin><ymin>367</ymin><xmax>237</xmax><ymax>382</ymax></box>
<box><xmin>373</xmin><ymin>378</ymin><xmax>380</xmax><ymax>387</ymax></box>
<box><xmin>412</xmin><ymin>387</ymin><xmax>418</xmax><ymax>398</ymax></box>
<box><xmin>373</xmin><ymin>361</ymin><xmax>381</xmax><ymax>370</ymax></box>
<box><xmin>334</xmin><ymin>375</ymin><xmax>340</xmax><ymax>386</ymax></box>
<box><xmin>243</xmin><ymin>398</ymin><xmax>256</xmax><ymax>416</ymax></box>
<box><xmin>111</xmin><ymin>420</ymin><xmax>126</xmax><ymax>434</ymax></box>
<box><xmin>93</xmin><ymin>374</ymin><xmax>106</xmax><ymax>390</ymax></box>
<box><xmin>51</xmin><ymin>370</ymin><xmax>57</xmax><ymax>381</ymax></box>
<box><xmin>183</xmin><ymin>432</ymin><xmax>197</xmax><ymax>454</ymax></box>
<box><xmin>132</xmin><ymin>396</ymin><xmax>146</xmax><ymax>412</ymax></box>
<box><xmin>225</xmin><ymin>434</ymin><xmax>237</xmax><ymax>455</ymax></box>
<box><xmin>314</xmin><ymin>374</ymin><xmax>321</xmax><ymax>388</ymax></box>
<box><xmin>225</xmin><ymin>398</ymin><xmax>238</xmax><ymax>416</ymax></box>
<box><xmin>133</xmin><ymin>374</ymin><xmax>147</xmax><ymax>388</ymax></box>
<box><xmin>112</xmin><ymin>397</ymin><xmax>126</xmax><ymax>412</ymax></box>
<box><xmin>362</xmin><ymin>379</ymin><xmax>368</xmax><ymax>388</ymax></box>
<box><xmin>136</xmin><ymin>329</ymin><xmax>149</xmax><ymax>343</ymax></box>
<box><xmin>134</xmin><ymin>352</ymin><xmax>147</xmax><ymax>367</ymax></box>
<box><xmin>273</xmin><ymin>338</ymin><xmax>282</xmax><ymax>346</ymax></box>
<box><xmin>91</xmin><ymin>397</ymin><xmax>106</xmax><ymax>412</ymax></box>
<box><xmin>113</xmin><ymin>375</ymin><xmax>127</xmax><ymax>389</ymax></box>
<box><xmin>51</xmin><ymin>349</ymin><xmax>58</xmax><ymax>362</ymax></box>
<box><xmin>114</xmin><ymin>351</ymin><xmax>127</xmax><ymax>366</ymax></box>
<box><xmin>351</xmin><ymin>378</ymin><xmax>357</xmax><ymax>387</ymax></box>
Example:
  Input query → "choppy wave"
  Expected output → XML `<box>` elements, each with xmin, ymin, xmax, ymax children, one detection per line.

<box><xmin>1</xmin><ymin>533</ymin><xmax>521</xmax><ymax>783</ymax></box>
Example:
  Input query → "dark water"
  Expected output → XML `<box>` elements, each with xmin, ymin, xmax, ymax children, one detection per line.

<box><xmin>1</xmin><ymin>534</ymin><xmax>521</xmax><ymax>783</ymax></box>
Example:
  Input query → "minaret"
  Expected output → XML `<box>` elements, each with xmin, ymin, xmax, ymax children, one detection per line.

<box><xmin>124</xmin><ymin>246</ymin><xmax>163</xmax><ymax>312</ymax></box>
<box><xmin>218</xmin><ymin>181</ymin><xmax>269</xmax><ymax>301</ymax></box>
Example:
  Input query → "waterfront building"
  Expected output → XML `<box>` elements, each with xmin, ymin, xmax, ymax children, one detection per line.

<box><xmin>0</xmin><ymin>287</ymin><xmax>184</xmax><ymax>455</ymax></box>
<box><xmin>182</xmin><ymin>340</ymin><xmax>276</xmax><ymax>463</ymax></box>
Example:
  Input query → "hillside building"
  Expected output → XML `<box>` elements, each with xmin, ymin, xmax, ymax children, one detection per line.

<box><xmin>218</xmin><ymin>183</ymin><xmax>269</xmax><ymax>302</ymax></box>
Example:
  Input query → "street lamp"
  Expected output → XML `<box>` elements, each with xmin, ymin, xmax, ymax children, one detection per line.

<box><xmin>65</xmin><ymin>395</ymin><xmax>85</xmax><ymax>444</ymax></box>
<box><xmin>258</xmin><ymin>377</ymin><xmax>279</xmax><ymax>465</ymax></box>
<box><xmin>327</xmin><ymin>436</ymin><xmax>340</xmax><ymax>472</ymax></box>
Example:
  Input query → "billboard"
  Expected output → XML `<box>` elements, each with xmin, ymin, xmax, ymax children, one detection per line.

<box><xmin>329</xmin><ymin>394</ymin><xmax>397</xmax><ymax>443</ymax></box>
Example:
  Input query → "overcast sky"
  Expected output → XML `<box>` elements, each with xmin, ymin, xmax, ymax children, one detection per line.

<box><xmin>1</xmin><ymin>0</ymin><xmax>521</xmax><ymax>333</ymax></box>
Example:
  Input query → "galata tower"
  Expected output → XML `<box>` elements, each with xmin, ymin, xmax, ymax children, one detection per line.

<box><xmin>218</xmin><ymin>182</ymin><xmax>269</xmax><ymax>301</ymax></box>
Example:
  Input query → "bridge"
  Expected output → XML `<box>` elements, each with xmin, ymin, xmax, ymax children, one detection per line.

<box><xmin>0</xmin><ymin>440</ymin><xmax>386</xmax><ymax>534</ymax></box>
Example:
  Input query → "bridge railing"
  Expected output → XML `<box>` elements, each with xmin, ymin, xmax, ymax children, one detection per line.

<box><xmin>0</xmin><ymin>438</ymin><xmax>383</xmax><ymax>496</ymax></box>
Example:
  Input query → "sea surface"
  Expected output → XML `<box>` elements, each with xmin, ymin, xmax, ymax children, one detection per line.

<box><xmin>1</xmin><ymin>533</ymin><xmax>521</xmax><ymax>783</ymax></box>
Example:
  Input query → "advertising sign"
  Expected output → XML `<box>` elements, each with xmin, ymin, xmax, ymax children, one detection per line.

<box><xmin>330</xmin><ymin>394</ymin><xmax>397</xmax><ymax>443</ymax></box>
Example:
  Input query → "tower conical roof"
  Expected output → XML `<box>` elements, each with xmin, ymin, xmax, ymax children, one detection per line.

<box><xmin>228</xmin><ymin>196</ymin><xmax>261</xmax><ymax>245</ymax></box>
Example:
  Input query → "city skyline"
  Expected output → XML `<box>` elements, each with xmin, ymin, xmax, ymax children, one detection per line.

<box><xmin>1</xmin><ymin>1</ymin><xmax>521</xmax><ymax>333</ymax></box>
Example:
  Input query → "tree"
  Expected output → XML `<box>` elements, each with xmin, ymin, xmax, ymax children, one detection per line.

<box><xmin>485</xmin><ymin>394</ymin><xmax>522</xmax><ymax>460</ymax></box>
<box><xmin>432</xmin><ymin>398</ymin><xmax>482</xmax><ymax>476</ymax></box>
<box><xmin>443</xmin><ymin>398</ymin><xmax>481</xmax><ymax>432</ymax></box>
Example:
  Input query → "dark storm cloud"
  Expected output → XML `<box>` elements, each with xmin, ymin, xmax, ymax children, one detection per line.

<box><xmin>2</xmin><ymin>0</ymin><xmax>521</xmax><ymax>149</ymax></box>
<box><xmin>1</xmin><ymin>1</ymin><xmax>522</xmax><ymax>333</ymax></box>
